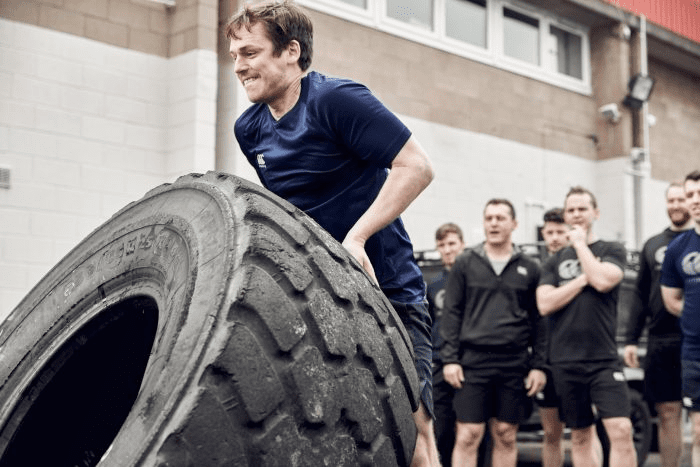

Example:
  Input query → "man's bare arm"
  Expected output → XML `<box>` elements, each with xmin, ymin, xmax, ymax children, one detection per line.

<box><xmin>342</xmin><ymin>135</ymin><xmax>434</xmax><ymax>279</ymax></box>
<box><xmin>661</xmin><ymin>285</ymin><xmax>684</xmax><ymax>317</ymax></box>
<box><xmin>536</xmin><ymin>275</ymin><xmax>588</xmax><ymax>316</ymax></box>
<box><xmin>573</xmin><ymin>242</ymin><xmax>624</xmax><ymax>292</ymax></box>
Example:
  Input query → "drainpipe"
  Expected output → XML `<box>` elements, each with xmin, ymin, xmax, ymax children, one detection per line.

<box><xmin>632</xmin><ymin>15</ymin><xmax>649</xmax><ymax>249</ymax></box>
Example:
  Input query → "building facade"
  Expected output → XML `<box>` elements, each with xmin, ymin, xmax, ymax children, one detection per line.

<box><xmin>1</xmin><ymin>0</ymin><xmax>699</xmax><ymax>319</ymax></box>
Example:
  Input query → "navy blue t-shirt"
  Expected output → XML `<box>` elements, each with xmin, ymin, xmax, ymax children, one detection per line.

<box><xmin>661</xmin><ymin>229</ymin><xmax>700</xmax><ymax>361</ymax></box>
<box><xmin>235</xmin><ymin>71</ymin><xmax>425</xmax><ymax>303</ymax></box>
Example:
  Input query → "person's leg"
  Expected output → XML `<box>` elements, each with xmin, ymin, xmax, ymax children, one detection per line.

<box><xmin>489</xmin><ymin>418</ymin><xmax>518</xmax><ymax>467</ymax></box>
<box><xmin>656</xmin><ymin>401</ymin><xmax>683</xmax><ymax>467</ymax></box>
<box><xmin>433</xmin><ymin>374</ymin><xmax>456</xmax><ymax>466</ymax></box>
<box><xmin>601</xmin><ymin>416</ymin><xmax>637</xmax><ymax>467</ymax></box>
<box><xmin>570</xmin><ymin>425</ymin><xmax>599</xmax><ymax>467</ymax></box>
<box><xmin>412</xmin><ymin>403</ymin><xmax>442</xmax><ymax>467</ymax></box>
<box><xmin>692</xmin><ymin>411</ymin><xmax>700</xmax><ymax>467</ymax></box>
<box><xmin>644</xmin><ymin>338</ymin><xmax>683</xmax><ymax>467</ymax></box>
<box><xmin>452</xmin><ymin>421</ymin><xmax>485</xmax><ymax>467</ymax></box>
<box><xmin>391</xmin><ymin>300</ymin><xmax>441</xmax><ymax>466</ymax></box>
<box><xmin>539</xmin><ymin>407</ymin><xmax>564</xmax><ymax>467</ymax></box>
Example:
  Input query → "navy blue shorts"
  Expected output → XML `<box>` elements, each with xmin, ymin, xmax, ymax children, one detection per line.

<box><xmin>682</xmin><ymin>360</ymin><xmax>700</xmax><ymax>412</ymax></box>
<box><xmin>390</xmin><ymin>299</ymin><xmax>434</xmax><ymax>419</ymax></box>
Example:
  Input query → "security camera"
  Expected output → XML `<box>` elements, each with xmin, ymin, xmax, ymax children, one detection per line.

<box><xmin>599</xmin><ymin>103</ymin><xmax>620</xmax><ymax>123</ymax></box>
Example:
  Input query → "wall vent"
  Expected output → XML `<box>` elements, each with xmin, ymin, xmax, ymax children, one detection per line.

<box><xmin>0</xmin><ymin>166</ymin><xmax>10</xmax><ymax>189</ymax></box>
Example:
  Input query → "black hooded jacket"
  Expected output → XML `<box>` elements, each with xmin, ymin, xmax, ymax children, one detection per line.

<box><xmin>439</xmin><ymin>243</ymin><xmax>547</xmax><ymax>372</ymax></box>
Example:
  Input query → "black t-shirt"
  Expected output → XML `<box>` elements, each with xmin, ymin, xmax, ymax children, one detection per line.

<box><xmin>625</xmin><ymin>228</ymin><xmax>686</xmax><ymax>344</ymax></box>
<box><xmin>539</xmin><ymin>240</ymin><xmax>626</xmax><ymax>364</ymax></box>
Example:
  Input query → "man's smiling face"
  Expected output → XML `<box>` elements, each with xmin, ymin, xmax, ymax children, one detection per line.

<box><xmin>229</xmin><ymin>22</ymin><xmax>294</xmax><ymax>107</ymax></box>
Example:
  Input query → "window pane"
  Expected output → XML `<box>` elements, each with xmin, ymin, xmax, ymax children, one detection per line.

<box><xmin>446</xmin><ymin>0</ymin><xmax>486</xmax><ymax>48</ymax></box>
<box><xmin>550</xmin><ymin>25</ymin><xmax>582</xmax><ymax>79</ymax></box>
<box><xmin>387</xmin><ymin>0</ymin><xmax>433</xmax><ymax>30</ymax></box>
<box><xmin>503</xmin><ymin>8</ymin><xmax>539</xmax><ymax>65</ymax></box>
<box><xmin>338</xmin><ymin>0</ymin><xmax>367</xmax><ymax>8</ymax></box>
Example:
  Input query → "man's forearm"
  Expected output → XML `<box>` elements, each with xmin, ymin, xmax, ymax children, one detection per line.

<box><xmin>536</xmin><ymin>275</ymin><xmax>588</xmax><ymax>316</ymax></box>
<box><xmin>573</xmin><ymin>242</ymin><xmax>623</xmax><ymax>292</ymax></box>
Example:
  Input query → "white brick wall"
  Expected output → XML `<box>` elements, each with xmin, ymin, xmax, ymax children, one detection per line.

<box><xmin>400</xmin><ymin>115</ymin><xmax>667</xmax><ymax>253</ymax></box>
<box><xmin>0</xmin><ymin>19</ymin><xmax>218</xmax><ymax>320</ymax></box>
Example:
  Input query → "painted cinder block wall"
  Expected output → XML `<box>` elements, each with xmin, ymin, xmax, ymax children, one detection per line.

<box><xmin>0</xmin><ymin>0</ymin><xmax>219</xmax><ymax>319</ymax></box>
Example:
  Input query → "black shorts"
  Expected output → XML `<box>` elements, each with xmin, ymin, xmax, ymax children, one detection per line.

<box><xmin>452</xmin><ymin>367</ymin><xmax>530</xmax><ymax>425</ymax></box>
<box><xmin>644</xmin><ymin>337</ymin><xmax>682</xmax><ymax>403</ymax></box>
<box><xmin>535</xmin><ymin>367</ymin><xmax>560</xmax><ymax>409</ymax></box>
<box><xmin>682</xmin><ymin>360</ymin><xmax>700</xmax><ymax>412</ymax></box>
<box><xmin>390</xmin><ymin>299</ymin><xmax>434</xmax><ymax>419</ymax></box>
<box><xmin>552</xmin><ymin>362</ymin><xmax>631</xmax><ymax>429</ymax></box>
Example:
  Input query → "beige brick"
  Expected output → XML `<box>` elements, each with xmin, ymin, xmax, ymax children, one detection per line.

<box><xmin>65</xmin><ymin>0</ymin><xmax>108</xmax><ymax>18</ymax></box>
<box><xmin>37</xmin><ymin>0</ymin><xmax>64</xmax><ymax>6</ymax></box>
<box><xmin>197</xmin><ymin>4</ymin><xmax>217</xmax><ymax>29</ymax></box>
<box><xmin>39</xmin><ymin>5</ymin><xmax>85</xmax><ymax>36</ymax></box>
<box><xmin>198</xmin><ymin>26</ymin><xmax>216</xmax><ymax>52</ymax></box>
<box><xmin>183</xmin><ymin>27</ymin><xmax>198</xmax><ymax>52</ymax></box>
<box><xmin>130</xmin><ymin>0</ymin><xmax>169</xmax><ymax>11</ymax></box>
<box><xmin>171</xmin><ymin>5</ymin><xmax>197</xmax><ymax>34</ymax></box>
<box><xmin>149</xmin><ymin>10</ymin><xmax>169</xmax><ymax>34</ymax></box>
<box><xmin>108</xmin><ymin>0</ymin><xmax>150</xmax><ymax>30</ymax></box>
<box><xmin>129</xmin><ymin>28</ymin><xmax>167</xmax><ymax>56</ymax></box>
<box><xmin>169</xmin><ymin>31</ymin><xmax>185</xmax><ymax>57</ymax></box>
<box><xmin>0</xmin><ymin>0</ymin><xmax>40</xmax><ymax>25</ymax></box>
<box><xmin>85</xmin><ymin>16</ymin><xmax>128</xmax><ymax>48</ymax></box>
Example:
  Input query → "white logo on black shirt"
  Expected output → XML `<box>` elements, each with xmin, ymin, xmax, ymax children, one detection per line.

<box><xmin>654</xmin><ymin>245</ymin><xmax>667</xmax><ymax>268</ymax></box>
<box><xmin>517</xmin><ymin>266</ymin><xmax>528</xmax><ymax>276</ymax></box>
<box><xmin>256</xmin><ymin>153</ymin><xmax>266</xmax><ymax>168</ymax></box>
<box><xmin>682</xmin><ymin>251</ymin><xmax>700</xmax><ymax>276</ymax></box>
<box><xmin>558</xmin><ymin>259</ymin><xmax>581</xmax><ymax>280</ymax></box>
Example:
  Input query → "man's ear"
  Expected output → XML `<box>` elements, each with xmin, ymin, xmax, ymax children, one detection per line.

<box><xmin>286</xmin><ymin>40</ymin><xmax>301</xmax><ymax>63</ymax></box>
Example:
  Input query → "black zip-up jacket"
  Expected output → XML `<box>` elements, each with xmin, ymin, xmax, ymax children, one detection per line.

<box><xmin>439</xmin><ymin>243</ymin><xmax>547</xmax><ymax>372</ymax></box>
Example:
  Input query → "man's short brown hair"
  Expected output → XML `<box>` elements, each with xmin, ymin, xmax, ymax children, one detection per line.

<box><xmin>484</xmin><ymin>198</ymin><xmax>516</xmax><ymax>220</ymax></box>
<box><xmin>685</xmin><ymin>170</ymin><xmax>700</xmax><ymax>184</ymax></box>
<box><xmin>435</xmin><ymin>223</ymin><xmax>464</xmax><ymax>242</ymax></box>
<box><xmin>565</xmin><ymin>186</ymin><xmax>598</xmax><ymax>209</ymax></box>
<box><xmin>225</xmin><ymin>0</ymin><xmax>313</xmax><ymax>71</ymax></box>
<box><xmin>543</xmin><ymin>207</ymin><xmax>565</xmax><ymax>224</ymax></box>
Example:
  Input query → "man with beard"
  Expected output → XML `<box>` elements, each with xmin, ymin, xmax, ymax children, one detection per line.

<box><xmin>661</xmin><ymin>170</ymin><xmax>700</xmax><ymax>467</ymax></box>
<box><xmin>624</xmin><ymin>182</ymin><xmax>691</xmax><ymax>467</ymax></box>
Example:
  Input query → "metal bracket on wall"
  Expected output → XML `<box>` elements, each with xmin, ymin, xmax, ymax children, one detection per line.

<box><xmin>0</xmin><ymin>166</ymin><xmax>10</xmax><ymax>189</ymax></box>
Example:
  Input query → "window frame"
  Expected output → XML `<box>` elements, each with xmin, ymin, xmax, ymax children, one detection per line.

<box><xmin>296</xmin><ymin>0</ymin><xmax>591</xmax><ymax>95</ymax></box>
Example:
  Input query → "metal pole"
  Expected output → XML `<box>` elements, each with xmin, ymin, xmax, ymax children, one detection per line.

<box><xmin>633</xmin><ymin>16</ymin><xmax>649</xmax><ymax>249</ymax></box>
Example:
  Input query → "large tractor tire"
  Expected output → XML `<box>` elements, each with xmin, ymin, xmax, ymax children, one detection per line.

<box><xmin>0</xmin><ymin>172</ymin><xmax>420</xmax><ymax>466</ymax></box>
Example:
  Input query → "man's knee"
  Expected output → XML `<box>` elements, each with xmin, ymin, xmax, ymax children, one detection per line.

<box><xmin>656</xmin><ymin>401</ymin><xmax>682</xmax><ymax>424</ymax></box>
<box><xmin>455</xmin><ymin>422</ymin><xmax>485</xmax><ymax>449</ymax></box>
<box><xmin>603</xmin><ymin>417</ymin><xmax>634</xmax><ymax>445</ymax></box>
<box><xmin>491</xmin><ymin>420</ymin><xmax>517</xmax><ymax>450</ymax></box>
<box><xmin>570</xmin><ymin>426</ymin><xmax>595</xmax><ymax>448</ymax></box>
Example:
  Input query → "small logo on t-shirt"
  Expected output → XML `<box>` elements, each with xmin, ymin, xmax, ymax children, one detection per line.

<box><xmin>256</xmin><ymin>153</ymin><xmax>266</xmax><ymax>168</ymax></box>
<box><xmin>612</xmin><ymin>371</ymin><xmax>625</xmax><ymax>382</ymax></box>
<box><xmin>435</xmin><ymin>289</ymin><xmax>445</xmax><ymax>310</ymax></box>
<box><xmin>517</xmin><ymin>266</ymin><xmax>528</xmax><ymax>276</ymax></box>
<box><xmin>682</xmin><ymin>251</ymin><xmax>700</xmax><ymax>276</ymax></box>
<box><xmin>558</xmin><ymin>259</ymin><xmax>581</xmax><ymax>280</ymax></box>
<box><xmin>654</xmin><ymin>245</ymin><xmax>667</xmax><ymax>269</ymax></box>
